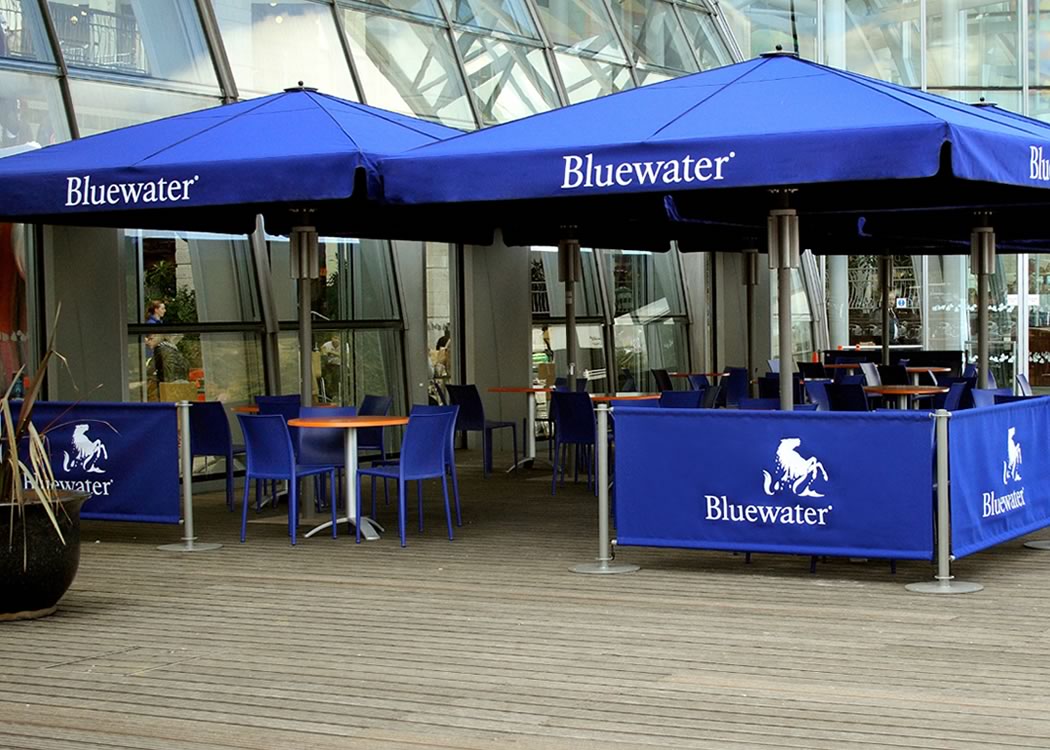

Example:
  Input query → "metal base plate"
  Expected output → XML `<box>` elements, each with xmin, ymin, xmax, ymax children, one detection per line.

<box><xmin>1024</xmin><ymin>540</ymin><xmax>1050</xmax><ymax>550</ymax></box>
<box><xmin>157</xmin><ymin>542</ymin><xmax>223</xmax><ymax>552</ymax></box>
<box><xmin>571</xmin><ymin>562</ymin><xmax>640</xmax><ymax>575</ymax></box>
<box><xmin>303</xmin><ymin>516</ymin><xmax>383</xmax><ymax>540</ymax></box>
<box><xmin>905</xmin><ymin>580</ymin><xmax>983</xmax><ymax>594</ymax></box>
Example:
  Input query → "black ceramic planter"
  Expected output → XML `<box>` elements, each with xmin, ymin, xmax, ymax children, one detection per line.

<box><xmin>0</xmin><ymin>494</ymin><xmax>84</xmax><ymax>621</ymax></box>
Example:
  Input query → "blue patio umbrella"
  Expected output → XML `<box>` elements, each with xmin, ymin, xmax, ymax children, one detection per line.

<box><xmin>0</xmin><ymin>86</ymin><xmax>463</xmax><ymax>414</ymax></box>
<box><xmin>380</xmin><ymin>52</ymin><xmax>1050</xmax><ymax>407</ymax></box>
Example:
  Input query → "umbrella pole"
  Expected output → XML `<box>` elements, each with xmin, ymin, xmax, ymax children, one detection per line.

<box><xmin>291</xmin><ymin>222</ymin><xmax>320</xmax><ymax>407</ymax></box>
<box><xmin>769</xmin><ymin>207</ymin><xmax>800</xmax><ymax>411</ymax></box>
<box><xmin>972</xmin><ymin>224</ymin><xmax>995</xmax><ymax>389</ymax></box>
<box><xmin>881</xmin><ymin>255</ymin><xmax>892</xmax><ymax>366</ymax></box>
<box><xmin>559</xmin><ymin>235</ymin><xmax>581</xmax><ymax>391</ymax></box>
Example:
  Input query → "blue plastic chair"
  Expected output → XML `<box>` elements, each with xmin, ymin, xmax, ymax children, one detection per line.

<box><xmin>298</xmin><ymin>406</ymin><xmax>357</xmax><ymax>511</ymax></box>
<box><xmin>700</xmin><ymin>381</ymin><xmax>723</xmax><ymax>408</ymax></box>
<box><xmin>972</xmin><ymin>388</ymin><xmax>1013</xmax><ymax>408</ymax></box>
<box><xmin>445</xmin><ymin>384</ymin><xmax>518</xmax><ymax>476</ymax></box>
<box><xmin>237</xmin><ymin>414</ymin><xmax>336</xmax><ymax>545</ymax></box>
<box><xmin>651</xmin><ymin>369</ymin><xmax>674</xmax><ymax>391</ymax></box>
<box><xmin>256</xmin><ymin>394</ymin><xmax>302</xmax><ymax>445</ymax></box>
<box><xmin>995</xmin><ymin>394</ymin><xmax>1033</xmax><ymax>404</ymax></box>
<box><xmin>839</xmin><ymin>374</ymin><xmax>865</xmax><ymax>385</ymax></box>
<box><xmin>658</xmin><ymin>390</ymin><xmax>703</xmax><ymax>408</ymax></box>
<box><xmin>738</xmin><ymin>398</ymin><xmax>780</xmax><ymax>410</ymax></box>
<box><xmin>356</xmin><ymin>394</ymin><xmax>392</xmax><ymax>462</ymax></box>
<box><xmin>724</xmin><ymin>367</ymin><xmax>748</xmax><ymax>406</ymax></box>
<box><xmin>550</xmin><ymin>391</ymin><xmax>596</xmax><ymax>494</ymax></box>
<box><xmin>357</xmin><ymin>410</ymin><xmax>457</xmax><ymax>547</ymax></box>
<box><xmin>943</xmin><ymin>381</ymin><xmax>970</xmax><ymax>411</ymax></box>
<box><xmin>687</xmin><ymin>374</ymin><xmax>709</xmax><ymax>390</ymax></box>
<box><xmin>1018</xmin><ymin>374</ymin><xmax>1033</xmax><ymax>396</ymax></box>
<box><xmin>825</xmin><ymin>383</ymin><xmax>870</xmax><ymax>411</ymax></box>
<box><xmin>371</xmin><ymin>404</ymin><xmax>462</xmax><ymax>527</ymax></box>
<box><xmin>189</xmin><ymin>402</ymin><xmax>244</xmax><ymax>510</ymax></box>
<box><xmin>805</xmin><ymin>381</ymin><xmax>831</xmax><ymax>411</ymax></box>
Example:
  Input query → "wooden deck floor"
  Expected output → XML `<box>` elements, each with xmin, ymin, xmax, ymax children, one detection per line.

<box><xmin>2</xmin><ymin>451</ymin><xmax>1050</xmax><ymax>750</ymax></box>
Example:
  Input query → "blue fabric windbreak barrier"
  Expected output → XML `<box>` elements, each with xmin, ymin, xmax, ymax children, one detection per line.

<box><xmin>614</xmin><ymin>408</ymin><xmax>935</xmax><ymax>559</ymax></box>
<box><xmin>949</xmin><ymin>398</ymin><xmax>1050</xmax><ymax>558</ymax></box>
<box><xmin>17</xmin><ymin>401</ymin><xmax>180</xmax><ymax>523</ymax></box>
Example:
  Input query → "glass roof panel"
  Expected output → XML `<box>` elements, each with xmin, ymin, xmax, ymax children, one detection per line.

<box><xmin>611</xmin><ymin>0</ymin><xmax>697</xmax><ymax>72</ymax></box>
<box><xmin>442</xmin><ymin>0</ymin><xmax>540</xmax><ymax>40</ymax></box>
<box><xmin>456</xmin><ymin>32</ymin><xmax>559</xmax><ymax>124</ymax></box>
<box><xmin>533</xmin><ymin>0</ymin><xmax>627</xmax><ymax>63</ymax></box>
<box><xmin>1</xmin><ymin>0</ymin><xmax>54</xmax><ymax>63</ymax></box>
<box><xmin>554</xmin><ymin>51</ymin><xmax>632</xmax><ymax>103</ymax></box>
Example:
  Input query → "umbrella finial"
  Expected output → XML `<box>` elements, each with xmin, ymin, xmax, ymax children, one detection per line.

<box><xmin>761</xmin><ymin>45</ymin><xmax>799</xmax><ymax>58</ymax></box>
<box><xmin>284</xmin><ymin>81</ymin><xmax>318</xmax><ymax>92</ymax></box>
<box><xmin>973</xmin><ymin>97</ymin><xmax>997</xmax><ymax>108</ymax></box>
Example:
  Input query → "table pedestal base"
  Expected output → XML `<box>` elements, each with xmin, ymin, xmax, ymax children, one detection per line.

<box><xmin>303</xmin><ymin>515</ymin><xmax>383</xmax><ymax>540</ymax></box>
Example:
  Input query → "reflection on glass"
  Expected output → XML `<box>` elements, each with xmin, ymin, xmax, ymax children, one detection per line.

<box><xmin>678</xmin><ymin>6</ymin><xmax>732</xmax><ymax>70</ymax></box>
<box><xmin>125</xmin><ymin>230</ymin><xmax>261</xmax><ymax>326</ymax></box>
<box><xmin>278</xmin><ymin>329</ymin><xmax>406</xmax><ymax>446</ymax></box>
<box><xmin>530</xmin><ymin>246</ymin><xmax>602</xmax><ymax>317</ymax></box>
<box><xmin>0</xmin><ymin>69</ymin><xmax>70</xmax><ymax>148</ymax></box>
<box><xmin>611</xmin><ymin>0</ymin><xmax>696</xmax><ymax>72</ymax></box>
<box><xmin>442</xmin><ymin>0</ymin><xmax>539</xmax><ymax>39</ymax></box>
<box><xmin>968</xmin><ymin>254</ymin><xmax>1015</xmax><ymax>389</ymax></box>
<box><xmin>343</xmin><ymin>0</ymin><xmax>444</xmax><ymax>20</ymax></box>
<box><xmin>845</xmin><ymin>255</ymin><xmax>921</xmax><ymax>347</ymax></box>
<box><xmin>47</xmin><ymin>0</ymin><xmax>217</xmax><ymax>86</ymax></box>
<box><xmin>634</xmin><ymin>66</ymin><xmax>675</xmax><ymax>86</ymax></box>
<box><xmin>834</xmin><ymin>0</ymin><xmax>919</xmax><ymax>85</ymax></box>
<box><xmin>0</xmin><ymin>222</ymin><xmax>34</xmax><ymax>392</ymax></box>
<box><xmin>342</xmin><ymin>9</ymin><xmax>475</xmax><ymax>129</ymax></box>
<box><xmin>534</xmin><ymin>0</ymin><xmax>627</xmax><ymax>62</ymax></box>
<box><xmin>457</xmin><ymin>32</ymin><xmax>559</xmax><ymax>125</ymax></box>
<box><xmin>555</xmin><ymin>52</ymin><xmax>633</xmax><ymax>103</ymax></box>
<box><xmin>1030</xmin><ymin>89</ymin><xmax>1050</xmax><ymax>122</ymax></box>
<box><xmin>604</xmin><ymin>249</ymin><xmax>686</xmax><ymax>318</ymax></box>
<box><xmin>69</xmin><ymin>79</ymin><xmax>218</xmax><ymax>136</ymax></box>
<box><xmin>719</xmin><ymin>0</ymin><xmax>817</xmax><ymax>60</ymax></box>
<box><xmin>926</xmin><ymin>0</ymin><xmax>1019</xmax><ymax>89</ymax></box>
<box><xmin>770</xmin><ymin>267</ymin><xmax>814</xmax><ymax>361</ymax></box>
<box><xmin>214</xmin><ymin>0</ymin><xmax>357</xmax><ymax>99</ymax></box>
<box><xmin>530</xmin><ymin>323</ymin><xmax>606</xmax><ymax>384</ymax></box>
<box><xmin>0</xmin><ymin>0</ymin><xmax>53</xmax><ymax>62</ymax></box>
<box><xmin>614</xmin><ymin>319</ymin><xmax>687</xmax><ymax>391</ymax></box>
<box><xmin>128</xmin><ymin>332</ymin><xmax>265</xmax><ymax>405</ymax></box>
<box><xmin>270</xmin><ymin>235</ymin><xmax>401</xmax><ymax>322</ymax></box>
<box><xmin>1029</xmin><ymin>253</ymin><xmax>1050</xmax><ymax>393</ymax></box>
<box><xmin>426</xmin><ymin>242</ymin><xmax>454</xmax><ymax>403</ymax></box>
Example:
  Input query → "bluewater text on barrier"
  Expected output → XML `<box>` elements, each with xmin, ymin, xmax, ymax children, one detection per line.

<box><xmin>613</xmin><ymin>408</ymin><xmax>936</xmax><ymax>560</ymax></box>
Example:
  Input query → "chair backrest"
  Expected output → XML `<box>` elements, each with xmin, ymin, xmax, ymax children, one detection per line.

<box><xmin>963</xmin><ymin>363</ymin><xmax>977</xmax><ymax>380</ymax></box>
<box><xmin>1018</xmin><ymin>373</ymin><xmax>1033</xmax><ymax>397</ymax></box>
<box><xmin>839</xmin><ymin>374</ymin><xmax>865</xmax><ymax>385</ymax></box>
<box><xmin>410</xmin><ymin>404</ymin><xmax>459</xmax><ymax>465</ymax></box>
<box><xmin>724</xmin><ymin>367</ymin><xmax>748</xmax><ymax>406</ymax></box>
<box><xmin>972</xmin><ymin>388</ymin><xmax>1013</xmax><ymax>408</ymax></box>
<box><xmin>189</xmin><ymin>401</ymin><xmax>232</xmax><ymax>457</ymax></box>
<box><xmin>797</xmin><ymin>362</ymin><xmax>826</xmax><ymax>379</ymax></box>
<box><xmin>701</xmin><ymin>381</ymin><xmax>724</xmax><ymax>408</ymax></box>
<box><xmin>767</xmin><ymin>358</ymin><xmax>780</xmax><ymax>373</ymax></box>
<box><xmin>687</xmin><ymin>374</ymin><xmax>709</xmax><ymax>390</ymax></box>
<box><xmin>399</xmin><ymin>410</ymin><xmax>458</xmax><ymax>477</ymax></box>
<box><xmin>995</xmin><ymin>394</ymin><xmax>1032</xmax><ymax>405</ymax></box>
<box><xmin>738</xmin><ymin>397</ymin><xmax>780</xmax><ymax>410</ymax></box>
<box><xmin>825</xmin><ymin>383</ymin><xmax>870</xmax><ymax>412</ymax></box>
<box><xmin>356</xmin><ymin>394</ymin><xmax>392</xmax><ymax>450</ymax></box>
<box><xmin>297</xmin><ymin>406</ymin><xmax>357</xmax><ymax>466</ymax></box>
<box><xmin>804</xmin><ymin>380</ymin><xmax>830</xmax><ymax>411</ymax></box>
<box><xmin>650</xmin><ymin>369</ymin><xmax>674</xmax><ymax>392</ymax></box>
<box><xmin>238</xmin><ymin>414</ymin><xmax>295</xmax><ymax>476</ymax></box>
<box><xmin>445</xmin><ymin>384</ymin><xmax>486</xmax><ymax>431</ymax></box>
<box><xmin>877</xmin><ymin>364</ymin><xmax>909</xmax><ymax>386</ymax></box>
<box><xmin>757</xmin><ymin>376</ymin><xmax>779</xmax><ymax>399</ymax></box>
<box><xmin>658</xmin><ymin>390</ymin><xmax>703</xmax><ymax>408</ymax></box>
<box><xmin>859</xmin><ymin>362</ymin><xmax>881</xmax><ymax>386</ymax></box>
<box><xmin>943</xmin><ymin>381</ymin><xmax>970</xmax><ymax>411</ymax></box>
<box><xmin>257</xmin><ymin>394</ymin><xmax>302</xmax><ymax>445</ymax></box>
<box><xmin>552</xmin><ymin>391</ymin><xmax>595</xmax><ymax>443</ymax></box>
<box><xmin>986</xmin><ymin>369</ymin><xmax>998</xmax><ymax>389</ymax></box>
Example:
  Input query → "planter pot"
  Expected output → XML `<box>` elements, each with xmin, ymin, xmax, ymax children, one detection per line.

<box><xmin>0</xmin><ymin>494</ymin><xmax>84</xmax><ymax>621</ymax></box>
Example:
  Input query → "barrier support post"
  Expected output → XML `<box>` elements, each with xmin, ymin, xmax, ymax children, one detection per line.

<box><xmin>159</xmin><ymin>401</ymin><xmax>222</xmax><ymax>552</ymax></box>
<box><xmin>572</xmin><ymin>403</ymin><xmax>639</xmax><ymax>574</ymax></box>
<box><xmin>905</xmin><ymin>409</ymin><xmax>981</xmax><ymax>593</ymax></box>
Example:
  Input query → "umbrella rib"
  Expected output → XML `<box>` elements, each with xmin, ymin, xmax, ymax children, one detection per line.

<box><xmin>131</xmin><ymin>94</ymin><xmax>285</xmax><ymax>166</ymax></box>
<box><xmin>646</xmin><ymin>58</ymin><xmax>770</xmax><ymax>141</ymax></box>
<box><xmin>307</xmin><ymin>91</ymin><xmax>455</xmax><ymax>155</ymax></box>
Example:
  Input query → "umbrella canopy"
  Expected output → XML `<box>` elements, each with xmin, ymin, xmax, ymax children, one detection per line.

<box><xmin>0</xmin><ymin>86</ymin><xmax>462</xmax><ymax>235</ymax></box>
<box><xmin>379</xmin><ymin>52</ymin><xmax>1050</xmax><ymax>246</ymax></box>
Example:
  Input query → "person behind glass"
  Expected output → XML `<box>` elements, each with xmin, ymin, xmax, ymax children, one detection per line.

<box><xmin>146</xmin><ymin>300</ymin><xmax>166</xmax><ymax>325</ymax></box>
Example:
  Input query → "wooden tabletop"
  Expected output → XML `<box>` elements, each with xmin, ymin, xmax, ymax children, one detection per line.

<box><xmin>232</xmin><ymin>405</ymin><xmax>259</xmax><ymax>413</ymax></box>
<box><xmin>824</xmin><ymin>363</ymin><xmax>862</xmax><ymax>370</ymax></box>
<box><xmin>288</xmin><ymin>416</ymin><xmax>409</xmax><ymax>429</ymax></box>
<box><xmin>590</xmin><ymin>393</ymin><xmax>660</xmax><ymax>402</ymax></box>
<box><xmin>489</xmin><ymin>387</ymin><xmax>553</xmax><ymax>394</ymax></box>
<box><xmin>863</xmin><ymin>385</ymin><xmax>948</xmax><ymax>396</ymax></box>
<box><xmin>905</xmin><ymin>366</ymin><xmax>952</xmax><ymax>373</ymax></box>
<box><xmin>670</xmin><ymin>372</ymin><xmax>728</xmax><ymax>378</ymax></box>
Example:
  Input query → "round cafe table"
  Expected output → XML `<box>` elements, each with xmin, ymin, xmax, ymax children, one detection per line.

<box><xmin>288</xmin><ymin>415</ymin><xmax>409</xmax><ymax>541</ymax></box>
<box><xmin>232</xmin><ymin>405</ymin><xmax>259</xmax><ymax>413</ymax></box>
<box><xmin>590</xmin><ymin>393</ymin><xmax>660</xmax><ymax>402</ymax></box>
<box><xmin>489</xmin><ymin>386</ymin><xmax>553</xmax><ymax>469</ymax></box>
<box><xmin>863</xmin><ymin>385</ymin><xmax>948</xmax><ymax>410</ymax></box>
<box><xmin>906</xmin><ymin>366</ymin><xmax>951</xmax><ymax>385</ymax></box>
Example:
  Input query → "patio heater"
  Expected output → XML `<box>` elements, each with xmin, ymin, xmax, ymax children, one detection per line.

<box><xmin>880</xmin><ymin>255</ymin><xmax>892</xmax><ymax>366</ymax></box>
<box><xmin>559</xmin><ymin>231</ymin><xmax>582</xmax><ymax>390</ymax></box>
<box><xmin>972</xmin><ymin>221</ymin><xmax>995</xmax><ymax>390</ymax></box>
<box><xmin>290</xmin><ymin>213</ymin><xmax>320</xmax><ymax>407</ymax></box>
<box><xmin>768</xmin><ymin>199</ymin><xmax>800</xmax><ymax>411</ymax></box>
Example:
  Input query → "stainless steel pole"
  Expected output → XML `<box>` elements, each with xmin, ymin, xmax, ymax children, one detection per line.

<box><xmin>744</xmin><ymin>251</ymin><xmax>758</xmax><ymax>389</ymax></box>
<box><xmin>972</xmin><ymin>225</ymin><xmax>995</xmax><ymax>390</ymax></box>
<box><xmin>905</xmin><ymin>409</ymin><xmax>981</xmax><ymax>593</ymax></box>
<box><xmin>158</xmin><ymin>401</ymin><xmax>222</xmax><ymax>552</ymax></box>
<box><xmin>769</xmin><ymin>207</ymin><xmax>800</xmax><ymax>411</ymax></box>
<box><xmin>572</xmin><ymin>404</ymin><xmax>639</xmax><ymax>575</ymax></box>
<box><xmin>559</xmin><ymin>236</ymin><xmax>580</xmax><ymax>391</ymax></box>
<box><xmin>881</xmin><ymin>255</ymin><xmax>892</xmax><ymax>366</ymax></box>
